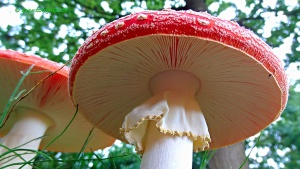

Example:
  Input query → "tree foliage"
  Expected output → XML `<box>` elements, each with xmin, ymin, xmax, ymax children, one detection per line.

<box><xmin>0</xmin><ymin>0</ymin><xmax>299</xmax><ymax>168</ymax></box>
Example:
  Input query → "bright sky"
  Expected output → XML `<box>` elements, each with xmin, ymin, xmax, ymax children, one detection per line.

<box><xmin>0</xmin><ymin>0</ymin><xmax>299</xmax><ymax>168</ymax></box>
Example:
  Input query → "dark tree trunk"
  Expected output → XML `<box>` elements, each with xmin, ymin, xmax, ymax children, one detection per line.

<box><xmin>172</xmin><ymin>0</ymin><xmax>207</xmax><ymax>12</ymax></box>
<box><xmin>185</xmin><ymin>0</ymin><xmax>208</xmax><ymax>11</ymax></box>
<box><xmin>208</xmin><ymin>142</ymin><xmax>249</xmax><ymax>169</ymax></box>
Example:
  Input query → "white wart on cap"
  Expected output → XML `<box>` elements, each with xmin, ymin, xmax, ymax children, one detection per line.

<box><xmin>0</xmin><ymin>50</ymin><xmax>115</xmax><ymax>169</ymax></box>
<box><xmin>69</xmin><ymin>10</ymin><xmax>288</xmax><ymax>169</ymax></box>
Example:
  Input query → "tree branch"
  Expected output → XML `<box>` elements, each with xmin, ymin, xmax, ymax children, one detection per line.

<box><xmin>71</xmin><ymin>0</ymin><xmax>126</xmax><ymax>19</ymax></box>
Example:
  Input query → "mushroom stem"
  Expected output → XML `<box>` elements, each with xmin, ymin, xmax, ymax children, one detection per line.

<box><xmin>0</xmin><ymin>108</ymin><xmax>53</xmax><ymax>169</ymax></box>
<box><xmin>122</xmin><ymin>70</ymin><xmax>211</xmax><ymax>169</ymax></box>
<box><xmin>141</xmin><ymin>120</ymin><xmax>193</xmax><ymax>169</ymax></box>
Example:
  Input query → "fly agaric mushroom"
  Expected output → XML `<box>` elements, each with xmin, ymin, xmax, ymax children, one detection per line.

<box><xmin>69</xmin><ymin>10</ymin><xmax>288</xmax><ymax>169</ymax></box>
<box><xmin>0</xmin><ymin>50</ymin><xmax>115</xmax><ymax>169</ymax></box>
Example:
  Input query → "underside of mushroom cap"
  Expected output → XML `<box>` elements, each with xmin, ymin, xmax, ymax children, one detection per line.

<box><xmin>69</xmin><ymin>10</ymin><xmax>289</xmax><ymax>149</ymax></box>
<box><xmin>0</xmin><ymin>50</ymin><xmax>115</xmax><ymax>152</ymax></box>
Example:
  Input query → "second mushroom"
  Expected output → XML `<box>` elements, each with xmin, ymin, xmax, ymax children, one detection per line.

<box><xmin>69</xmin><ymin>10</ymin><xmax>288</xmax><ymax>169</ymax></box>
<box><xmin>0</xmin><ymin>50</ymin><xmax>115</xmax><ymax>169</ymax></box>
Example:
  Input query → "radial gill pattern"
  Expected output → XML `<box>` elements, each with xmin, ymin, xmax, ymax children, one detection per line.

<box><xmin>71</xmin><ymin>34</ymin><xmax>283</xmax><ymax>149</ymax></box>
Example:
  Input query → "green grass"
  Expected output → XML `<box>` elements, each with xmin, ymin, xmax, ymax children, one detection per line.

<box><xmin>199</xmin><ymin>150</ymin><xmax>216</xmax><ymax>169</ymax></box>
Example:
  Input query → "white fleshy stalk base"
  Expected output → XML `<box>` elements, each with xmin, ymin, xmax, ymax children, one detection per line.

<box><xmin>141</xmin><ymin>121</ymin><xmax>193</xmax><ymax>169</ymax></box>
<box><xmin>0</xmin><ymin>108</ymin><xmax>53</xmax><ymax>169</ymax></box>
<box><xmin>121</xmin><ymin>70</ymin><xmax>211</xmax><ymax>169</ymax></box>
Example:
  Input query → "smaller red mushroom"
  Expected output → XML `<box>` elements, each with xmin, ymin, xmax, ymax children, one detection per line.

<box><xmin>0</xmin><ymin>50</ymin><xmax>115</xmax><ymax>169</ymax></box>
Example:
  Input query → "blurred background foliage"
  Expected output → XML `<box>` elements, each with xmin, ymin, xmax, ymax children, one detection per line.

<box><xmin>0</xmin><ymin>0</ymin><xmax>299</xmax><ymax>168</ymax></box>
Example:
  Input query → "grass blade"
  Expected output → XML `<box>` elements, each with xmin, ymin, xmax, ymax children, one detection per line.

<box><xmin>0</xmin><ymin>65</ymin><xmax>34</xmax><ymax>128</ymax></box>
<box><xmin>239</xmin><ymin>133</ymin><xmax>262</xmax><ymax>169</ymax></box>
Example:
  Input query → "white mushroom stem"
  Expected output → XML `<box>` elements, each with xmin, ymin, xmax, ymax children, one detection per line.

<box><xmin>141</xmin><ymin>121</ymin><xmax>193</xmax><ymax>169</ymax></box>
<box><xmin>0</xmin><ymin>108</ymin><xmax>53</xmax><ymax>169</ymax></box>
<box><xmin>122</xmin><ymin>70</ymin><xmax>211</xmax><ymax>169</ymax></box>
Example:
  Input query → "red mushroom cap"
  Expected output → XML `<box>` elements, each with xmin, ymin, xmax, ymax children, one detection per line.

<box><xmin>69</xmin><ymin>10</ymin><xmax>288</xmax><ymax>149</ymax></box>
